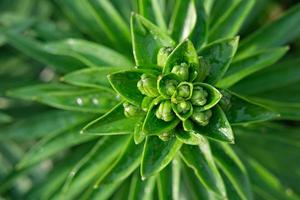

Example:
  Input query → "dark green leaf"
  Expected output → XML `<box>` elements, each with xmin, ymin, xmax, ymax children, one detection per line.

<box><xmin>217</xmin><ymin>47</ymin><xmax>288</xmax><ymax>88</ymax></box>
<box><xmin>81</xmin><ymin>103</ymin><xmax>142</xmax><ymax>135</ymax></box>
<box><xmin>201</xmin><ymin>37</ymin><xmax>239</xmax><ymax>84</ymax></box>
<box><xmin>17</xmin><ymin>127</ymin><xmax>96</xmax><ymax>169</ymax></box>
<box><xmin>131</xmin><ymin>13</ymin><xmax>175</xmax><ymax>69</ymax></box>
<box><xmin>141</xmin><ymin>135</ymin><xmax>182</xmax><ymax>179</ymax></box>
<box><xmin>44</xmin><ymin>39</ymin><xmax>133</xmax><ymax>68</ymax></box>
<box><xmin>220</xmin><ymin>90</ymin><xmax>279</xmax><ymax>124</ymax></box>
<box><xmin>238</xmin><ymin>3</ymin><xmax>300</xmax><ymax>58</ymax></box>
<box><xmin>95</xmin><ymin>137</ymin><xmax>143</xmax><ymax>186</ymax></box>
<box><xmin>211</xmin><ymin>143</ymin><xmax>253</xmax><ymax>200</ymax></box>
<box><xmin>62</xmin><ymin>67</ymin><xmax>127</xmax><ymax>89</ymax></box>
<box><xmin>8</xmin><ymin>84</ymin><xmax>118</xmax><ymax>113</ymax></box>
<box><xmin>169</xmin><ymin>0</ymin><xmax>207</xmax><ymax>49</ymax></box>
<box><xmin>3</xmin><ymin>31</ymin><xmax>82</xmax><ymax>73</ymax></box>
<box><xmin>0</xmin><ymin>110</ymin><xmax>87</xmax><ymax>141</ymax></box>
<box><xmin>208</xmin><ymin>0</ymin><xmax>254</xmax><ymax>42</ymax></box>
<box><xmin>180</xmin><ymin>142</ymin><xmax>226</xmax><ymax>197</ymax></box>
<box><xmin>128</xmin><ymin>172</ymin><xmax>156</xmax><ymax>200</ymax></box>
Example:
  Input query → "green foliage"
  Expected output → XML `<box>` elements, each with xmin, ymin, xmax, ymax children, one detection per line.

<box><xmin>1</xmin><ymin>0</ymin><xmax>300</xmax><ymax>199</ymax></box>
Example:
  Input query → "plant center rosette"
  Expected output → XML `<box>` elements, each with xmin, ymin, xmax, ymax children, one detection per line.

<box><xmin>106</xmin><ymin>38</ymin><xmax>235</xmax><ymax>145</ymax></box>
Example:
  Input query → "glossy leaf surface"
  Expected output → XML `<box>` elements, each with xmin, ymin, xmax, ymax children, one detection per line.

<box><xmin>180</xmin><ymin>142</ymin><xmax>226</xmax><ymax>197</ymax></box>
<box><xmin>201</xmin><ymin>37</ymin><xmax>239</xmax><ymax>84</ymax></box>
<box><xmin>141</xmin><ymin>136</ymin><xmax>182</xmax><ymax>179</ymax></box>
<box><xmin>131</xmin><ymin>13</ymin><xmax>175</xmax><ymax>69</ymax></box>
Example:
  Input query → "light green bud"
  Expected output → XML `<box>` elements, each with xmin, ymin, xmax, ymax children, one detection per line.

<box><xmin>191</xmin><ymin>109</ymin><xmax>212</xmax><ymax>126</ymax></box>
<box><xmin>177</xmin><ymin>85</ymin><xmax>190</xmax><ymax>98</ymax></box>
<box><xmin>155</xmin><ymin>101</ymin><xmax>175</xmax><ymax>122</ymax></box>
<box><xmin>176</xmin><ymin>101</ymin><xmax>191</xmax><ymax>114</ymax></box>
<box><xmin>123</xmin><ymin>102</ymin><xmax>140</xmax><ymax>118</ymax></box>
<box><xmin>191</xmin><ymin>86</ymin><xmax>208</xmax><ymax>106</ymax></box>
<box><xmin>137</xmin><ymin>74</ymin><xmax>159</xmax><ymax>97</ymax></box>
<box><xmin>165</xmin><ymin>80</ymin><xmax>178</xmax><ymax>96</ymax></box>
<box><xmin>157</xmin><ymin>47</ymin><xmax>173</xmax><ymax>68</ymax></box>
<box><xmin>171</xmin><ymin>63</ymin><xmax>189</xmax><ymax>81</ymax></box>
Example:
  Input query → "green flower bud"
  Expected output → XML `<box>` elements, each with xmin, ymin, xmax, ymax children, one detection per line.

<box><xmin>176</xmin><ymin>101</ymin><xmax>191</xmax><ymax>114</ymax></box>
<box><xmin>157</xmin><ymin>47</ymin><xmax>173</xmax><ymax>68</ymax></box>
<box><xmin>191</xmin><ymin>86</ymin><xmax>208</xmax><ymax>106</ymax></box>
<box><xmin>141</xmin><ymin>96</ymin><xmax>153</xmax><ymax>112</ymax></box>
<box><xmin>178</xmin><ymin>85</ymin><xmax>190</xmax><ymax>98</ymax></box>
<box><xmin>165</xmin><ymin>80</ymin><xmax>178</xmax><ymax>96</ymax></box>
<box><xmin>137</xmin><ymin>74</ymin><xmax>159</xmax><ymax>97</ymax></box>
<box><xmin>123</xmin><ymin>102</ymin><xmax>140</xmax><ymax>118</ymax></box>
<box><xmin>159</xmin><ymin>132</ymin><xmax>172</xmax><ymax>141</ymax></box>
<box><xmin>155</xmin><ymin>100</ymin><xmax>175</xmax><ymax>122</ymax></box>
<box><xmin>171</xmin><ymin>62</ymin><xmax>189</xmax><ymax>81</ymax></box>
<box><xmin>191</xmin><ymin>109</ymin><xmax>212</xmax><ymax>126</ymax></box>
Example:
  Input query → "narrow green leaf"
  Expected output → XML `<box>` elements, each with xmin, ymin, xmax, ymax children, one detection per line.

<box><xmin>231</xmin><ymin>56</ymin><xmax>300</xmax><ymax>95</ymax></box>
<box><xmin>201</xmin><ymin>37</ymin><xmax>239</xmax><ymax>84</ymax></box>
<box><xmin>58</xmin><ymin>136</ymin><xmax>130</xmax><ymax>200</ymax></box>
<box><xmin>138</xmin><ymin>0</ymin><xmax>168</xmax><ymax>31</ymax></box>
<box><xmin>141</xmin><ymin>136</ymin><xmax>182</xmax><ymax>178</ymax></box>
<box><xmin>208</xmin><ymin>0</ymin><xmax>254</xmax><ymax>42</ymax></box>
<box><xmin>131</xmin><ymin>13</ymin><xmax>175</xmax><ymax>69</ymax></box>
<box><xmin>88</xmin><ymin>0</ymin><xmax>132</xmax><ymax>47</ymax></box>
<box><xmin>17</xmin><ymin>127</ymin><xmax>96</xmax><ymax>169</ymax></box>
<box><xmin>8</xmin><ymin>84</ymin><xmax>118</xmax><ymax>113</ymax></box>
<box><xmin>169</xmin><ymin>0</ymin><xmax>207</xmax><ymax>49</ymax></box>
<box><xmin>157</xmin><ymin>163</ymin><xmax>173</xmax><ymax>200</ymax></box>
<box><xmin>62</xmin><ymin>67</ymin><xmax>128</xmax><ymax>89</ymax></box>
<box><xmin>249</xmin><ymin>98</ymin><xmax>300</xmax><ymax>121</ymax></box>
<box><xmin>129</xmin><ymin>172</ymin><xmax>156</xmax><ymax>200</ymax></box>
<box><xmin>209</xmin><ymin>0</ymin><xmax>239</xmax><ymax>26</ymax></box>
<box><xmin>108</xmin><ymin>70</ymin><xmax>158</xmax><ymax>106</ymax></box>
<box><xmin>82</xmin><ymin>103</ymin><xmax>142</xmax><ymax>135</ymax></box>
<box><xmin>142</xmin><ymin>102</ymin><xmax>180</xmax><ymax>136</ymax></box>
<box><xmin>220</xmin><ymin>90</ymin><xmax>279</xmax><ymax>125</ymax></box>
<box><xmin>0</xmin><ymin>110</ymin><xmax>87</xmax><ymax>141</ymax></box>
<box><xmin>217</xmin><ymin>47</ymin><xmax>288</xmax><ymax>88</ymax></box>
<box><xmin>211</xmin><ymin>143</ymin><xmax>253</xmax><ymax>200</ymax></box>
<box><xmin>242</xmin><ymin>154</ymin><xmax>300</xmax><ymax>200</ymax></box>
<box><xmin>3</xmin><ymin>31</ymin><xmax>82</xmax><ymax>72</ymax></box>
<box><xmin>191</xmin><ymin>105</ymin><xmax>234</xmax><ymax>143</ymax></box>
<box><xmin>95</xmin><ymin>137</ymin><xmax>143</xmax><ymax>187</ymax></box>
<box><xmin>238</xmin><ymin>3</ymin><xmax>300</xmax><ymax>58</ymax></box>
<box><xmin>44</xmin><ymin>39</ymin><xmax>133</xmax><ymax>68</ymax></box>
<box><xmin>180</xmin><ymin>142</ymin><xmax>226</xmax><ymax>197</ymax></box>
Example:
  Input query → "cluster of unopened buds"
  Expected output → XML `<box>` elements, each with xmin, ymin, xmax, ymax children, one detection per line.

<box><xmin>122</xmin><ymin>40</ymin><xmax>223</xmax><ymax>137</ymax></box>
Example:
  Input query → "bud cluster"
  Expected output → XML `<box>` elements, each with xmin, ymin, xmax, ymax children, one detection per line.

<box><xmin>133</xmin><ymin>61</ymin><xmax>215</xmax><ymax>127</ymax></box>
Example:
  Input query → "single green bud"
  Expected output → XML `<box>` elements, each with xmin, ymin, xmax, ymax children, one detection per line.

<box><xmin>123</xmin><ymin>102</ymin><xmax>140</xmax><ymax>118</ymax></box>
<box><xmin>141</xmin><ymin>96</ymin><xmax>153</xmax><ymax>112</ymax></box>
<box><xmin>165</xmin><ymin>80</ymin><xmax>178</xmax><ymax>96</ymax></box>
<box><xmin>159</xmin><ymin>132</ymin><xmax>172</xmax><ymax>141</ymax></box>
<box><xmin>177</xmin><ymin>85</ymin><xmax>190</xmax><ymax>98</ymax></box>
<box><xmin>137</xmin><ymin>74</ymin><xmax>159</xmax><ymax>97</ymax></box>
<box><xmin>191</xmin><ymin>86</ymin><xmax>208</xmax><ymax>106</ymax></box>
<box><xmin>157</xmin><ymin>47</ymin><xmax>173</xmax><ymax>67</ymax></box>
<box><xmin>156</xmin><ymin>100</ymin><xmax>175</xmax><ymax>122</ymax></box>
<box><xmin>171</xmin><ymin>63</ymin><xmax>189</xmax><ymax>81</ymax></box>
<box><xmin>191</xmin><ymin>109</ymin><xmax>212</xmax><ymax>126</ymax></box>
<box><xmin>176</xmin><ymin>101</ymin><xmax>191</xmax><ymax>114</ymax></box>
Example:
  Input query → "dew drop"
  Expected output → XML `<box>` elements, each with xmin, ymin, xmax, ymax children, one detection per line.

<box><xmin>76</xmin><ymin>98</ymin><xmax>83</xmax><ymax>106</ymax></box>
<box><xmin>92</xmin><ymin>98</ymin><xmax>99</xmax><ymax>105</ymax></box>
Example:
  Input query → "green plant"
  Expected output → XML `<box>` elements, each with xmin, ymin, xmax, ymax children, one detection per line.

<box><xmin>1</xmin><ymin>0</ymin><xmax>300</xmax><ymax>199</ymax></box>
